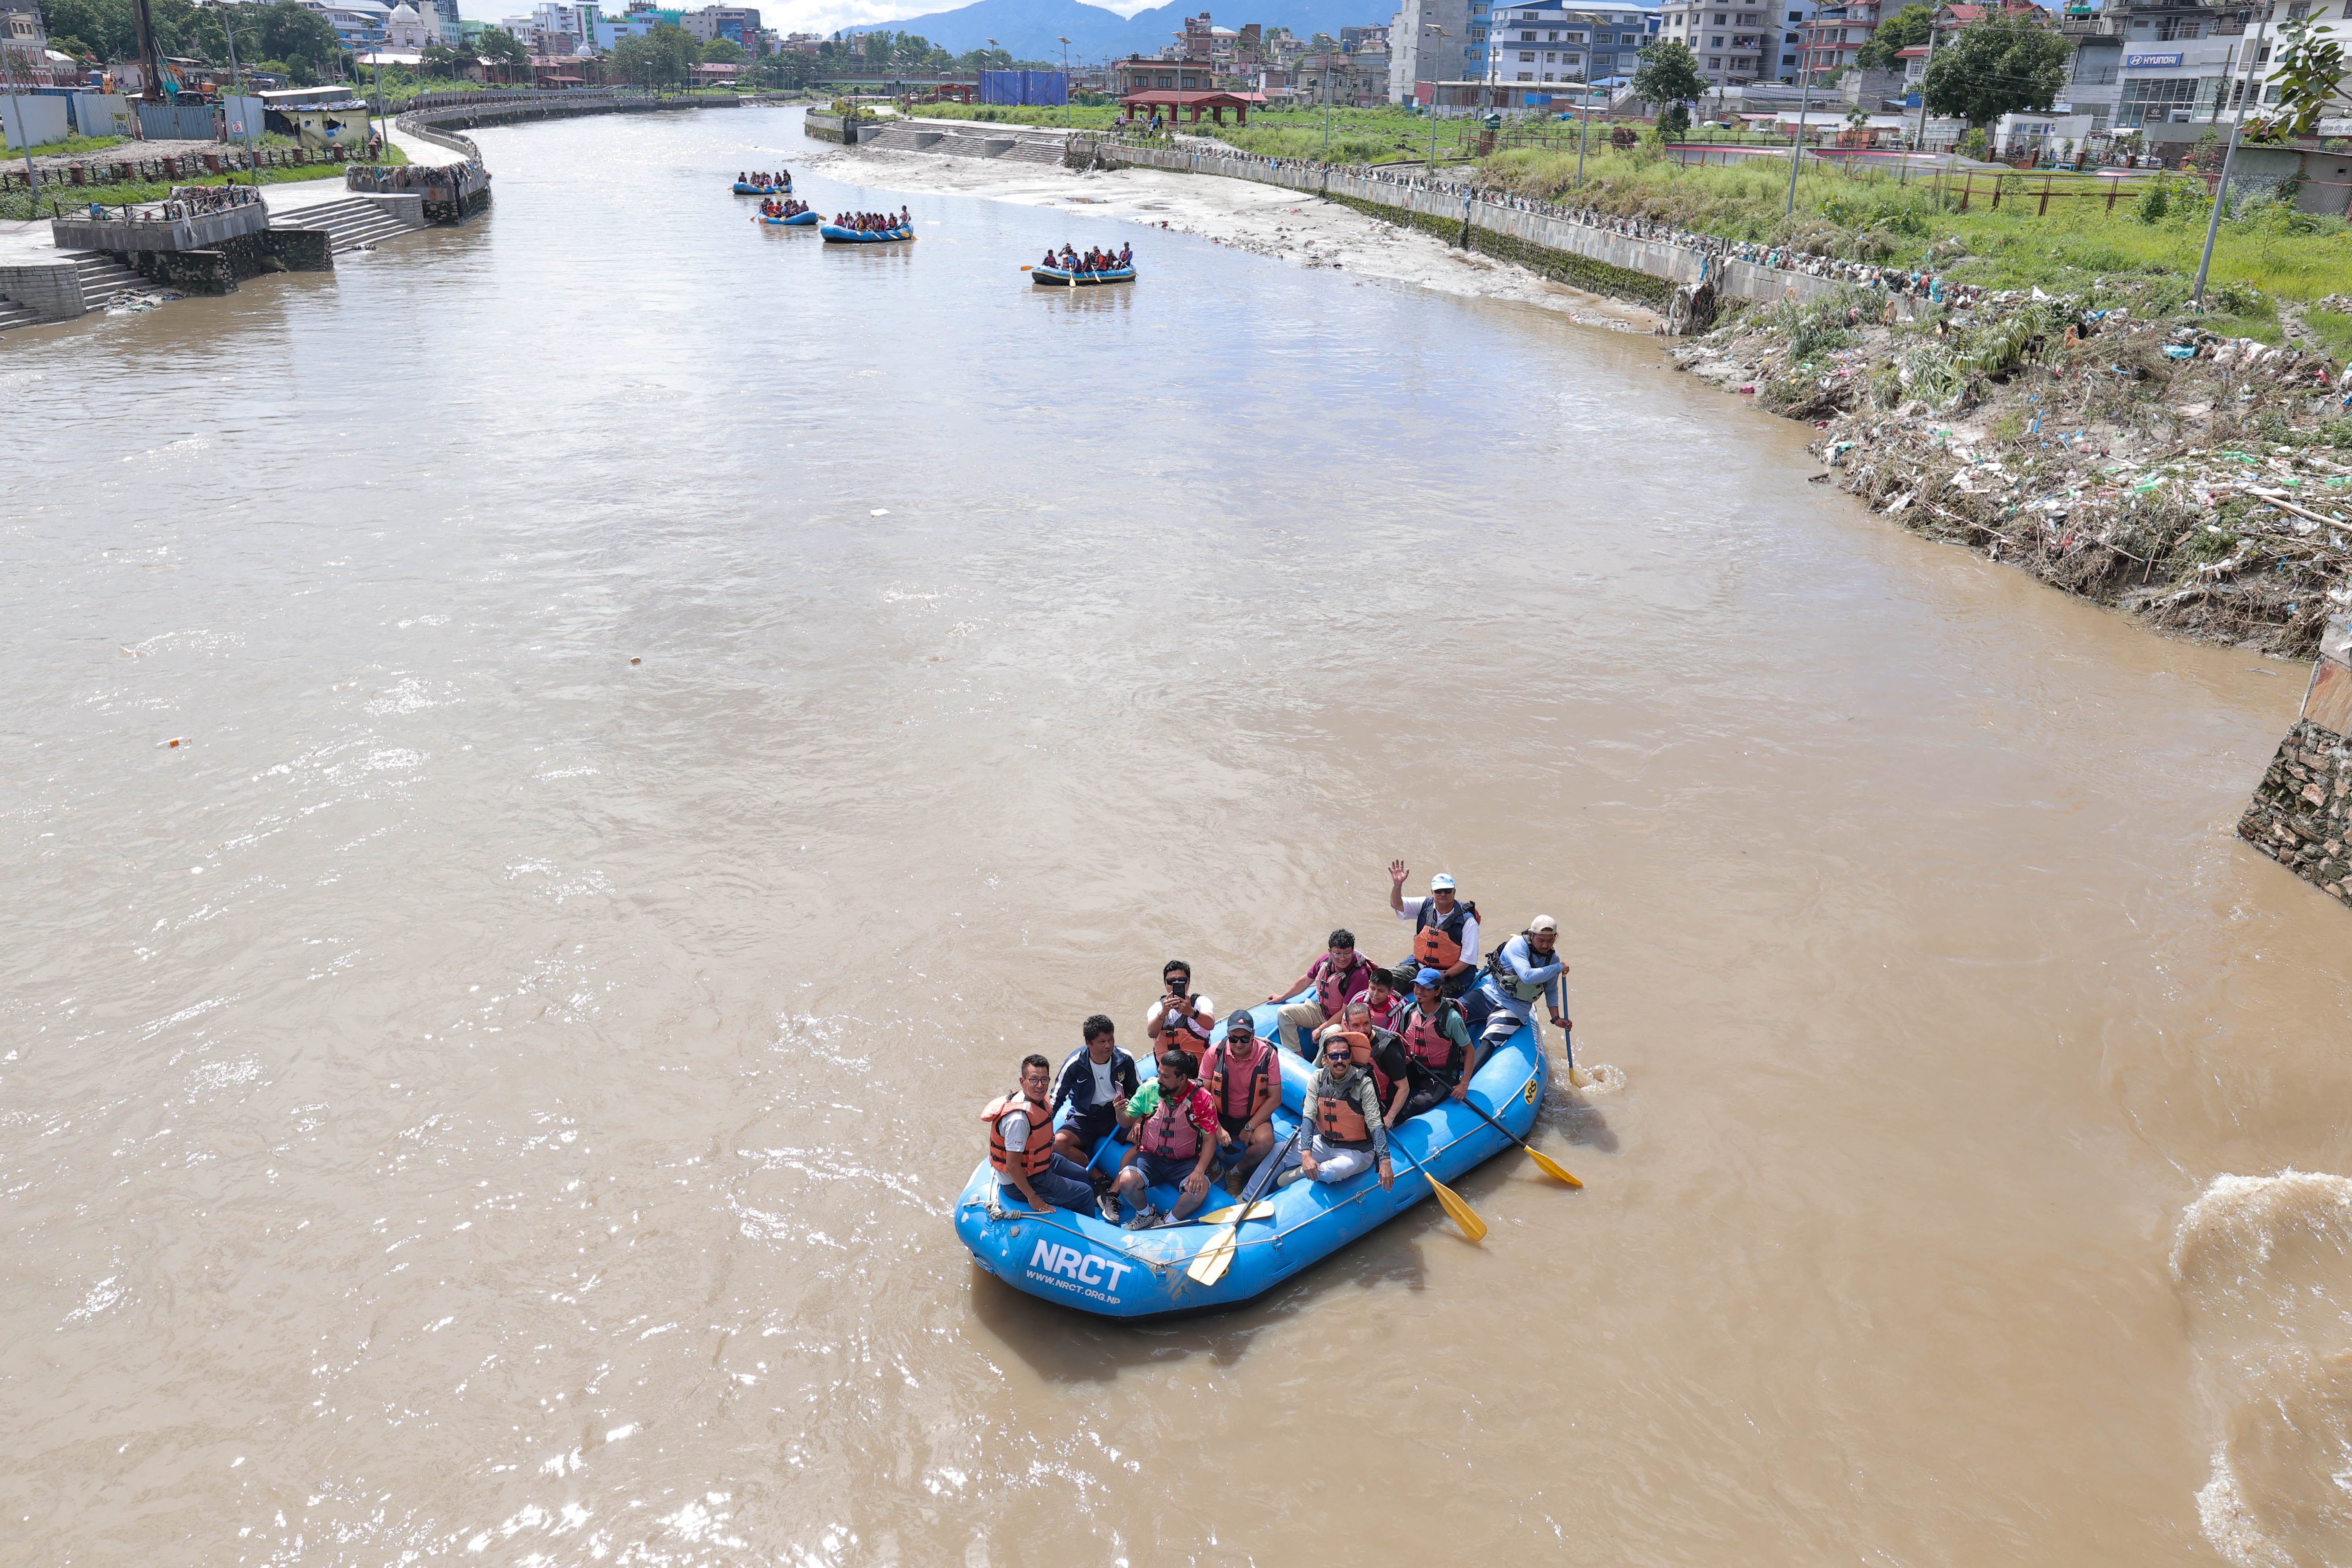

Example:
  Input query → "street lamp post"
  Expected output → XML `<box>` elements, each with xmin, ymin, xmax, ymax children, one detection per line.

<box><xmin>1783</xmin><ymin>54</ymin><xmax>1815</xmax><ymax>215</ymax></box>
<box><xmin>213</xmin><ymin>2</ymin><xmax>263</xmax><ymax>186</ymax></box>
<box><xmin>2192</xmin><ymin>1</ymin><xmax>2273</xmax><ymax>304</ymax></box>
<box><xmin>1422</xmin><ymin>23</ymin><xmax>1447</xmax><ymax>169</ymax></box>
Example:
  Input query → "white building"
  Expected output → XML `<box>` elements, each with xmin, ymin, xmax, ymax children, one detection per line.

<box><xmin>1658</xmin><ymin>0</ymin><xmax>1787</xmax><ymax>86</ymax></box>
<box><xmin>383</xmin><ymin>2</ymin><xmax>438</xmax><ymax>49</ymax></box>
<box><xmin>303</xmin><ymin>0</ymin><xmax>394</xmax><ymax>49</ymax></box>
<box><xmin>1481</xmin><ymin>0</ymin><xmax>1661</xmax><ymax>84</ymax></box>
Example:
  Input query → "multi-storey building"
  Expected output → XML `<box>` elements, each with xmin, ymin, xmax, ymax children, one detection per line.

<box><xmin>1471</xmin><ymin>0</ymin><xmax>1660</xmax><ymax>84</ymax></box>
<box><xmin>1660</xmin><ymin>0</ymin><xmax>1789</xmax><ymax>84</ymax></box>
<box><xmin>1389</xmin><ymin>0</ymin><xmax>1482</xmax><ymax>100</ymax></box>
<box><xmin>1793</xmin><ymin>0</ymin><xmax>1880</xmax><ymax>81</ymax></box>
<box><xmin>682</xmin><ymin>5</ymin><xmax>761</xmax><ymax>46</ymax></box>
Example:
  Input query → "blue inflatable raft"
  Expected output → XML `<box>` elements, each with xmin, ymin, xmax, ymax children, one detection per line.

<box><xmin>1032</xmin><ymin>264</ymin><xmax>1136</xmax><ymax>287</ymax></box>
<box><xmin>733</xmin><ymin>182</ymin><xmax>787</xmax><ymax>195</ymax></box>
<box><xmin>953</xmin><ymin>999</ymin><xmax>1549</xmax><ymax>1319</ymax></box>
<box><xmin>821</xmin><ymin>224</ymin><xmax>913</xmax><ymax>243</ymax></box>
<box><xmin>761</xmin><ymin>210</ymin><xmax>818</xmax><ymax>225</ymax></box>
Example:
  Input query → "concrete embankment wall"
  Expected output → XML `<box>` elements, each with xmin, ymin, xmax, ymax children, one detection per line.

<box><xmin>2239</xmin><ymin>609</ymin><xmax>2352</xmax><ymax>906</ymax></box>
<box><xmin>1074</xmin><ymin>137</ymin><xmax>1897</xmax><ymax>319</ymax></box>
<box><xmin>805</xmin><ymin>110</ymin><xmax>881</xmax><ymax>146</ymax></box>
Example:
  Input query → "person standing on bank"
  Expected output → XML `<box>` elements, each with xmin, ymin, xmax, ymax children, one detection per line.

<box><xmin>1145</xmin><ymin>959</ymin><xmax>1216</xmax><ymax>1063</ymax></box>
<box><xmin>1050</xmin><ymin>1013</ymin><xmax>1139</xmax><ymax>1164</ymax></box>
<box><xmin>1266</xmin><ymin>928</ymin><xmax>1378</xmax><ymax>1059</ymax></box>
<box><xmin>1389</xmin><ymin>861</ymin><xmax>1480</xmax><ymax>999</ymax></box>
<box><xmin>982</xmin><ymin>1054</ymin><xmax>1105</xmax><ymax>1215</ymax></box>
<box><xmin>1465</xmin><ymin>915</ymin><xmax>1571</xmax><ymax>1064</ymax></box>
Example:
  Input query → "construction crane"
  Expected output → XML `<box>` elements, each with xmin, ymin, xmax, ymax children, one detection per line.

<box><xmin>131</xmin><ymin>0</ymin><xmax>163</xmax><ymax>102</ymax></box>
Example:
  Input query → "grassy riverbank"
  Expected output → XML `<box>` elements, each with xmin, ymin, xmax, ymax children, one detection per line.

<box><xmin>1479</xmin><ymin>147</ymin><xmax>2352</xmax><ymax>303</ymax></box>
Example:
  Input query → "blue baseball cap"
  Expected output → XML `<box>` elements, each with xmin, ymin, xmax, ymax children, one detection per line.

<box><xmin>1415</xmin><ymin>967</ymin><xmax>1444</xmax><ymax>988</ymax></box>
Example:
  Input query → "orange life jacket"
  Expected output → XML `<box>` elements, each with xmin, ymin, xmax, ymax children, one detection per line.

<box><xmin>981</xmin><ymin>1089</ymin><xmax>1055</xmax><ymax>1178</ymax></box>
<box><xmin>1412</xmin><ymin>899</ymin><xmax>1476</xmax><ymax>970</ymax></box>
<box><xmin>1205</xmin><ymin>1038</ymin><xmax>1272</xmax><ymax>1121</ymax></box>
<box><xmin>1138</xmin><ymin>1087</ymin><xmax>1205</xmax><ymax>1161</ymax></box>
<box><xmin>1316</xmin><ymin>1078</ymin><xmax>1372</xmax><ymax>1145</ymax></box>
<box><xmin>1330</xmin><ymin>1028</ymin><xmax>1392</xmax><ymax>1107</ymax></box>
<box><xmin>1156</xmin><ymin>994</ymin><xmax>1213</xmax><ymax>1059</ymax></box>
<box><xmin>1400</xmin><ymin>1001</ymin><xmax>1466</xmax><ymax>1078</ymax></box>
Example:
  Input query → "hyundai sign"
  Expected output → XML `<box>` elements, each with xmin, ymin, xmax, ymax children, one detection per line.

<box><xmin>2125</xmin><ymin>52</ymin><xmax>2184</xmax><ymax>67</ymax></box>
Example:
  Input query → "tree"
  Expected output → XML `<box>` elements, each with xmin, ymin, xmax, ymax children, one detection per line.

<box><xmin>1920</xmin><ymin>12</ymin><xmax>2070</xmax><ymax>130</ymax></box>
<box><xmin>2248</xmin><ymin>14</ymin><xmax>2349</xmax><ymax>144</ymax></box>
<box><xmin>255</xmin><ymin>0</ymin><xmax>342</xmax><ymax>76</ymax></box>
<box><xmin>421</xmin><ymin>41</ymin><xmax>474</xmax><ymax>77</ymax></box>
<box><xmin>478</xmin><ymin>26</ymin><xmax>529</xmax><ymax>82</ymax></box>
<box><xmin>1632</xmin><ymin>39</ymin><xmax>1706</xmax><ymax>118</ymax></box>
<box><xmin>701</xmin><ymin>36</ymin><xmax>746</xmax><ymax>63</ymax></box>
<box><xmin>1855</xmin><ymin>2</ymin><xmax>1931</xmax><ymax>72</ymax></box>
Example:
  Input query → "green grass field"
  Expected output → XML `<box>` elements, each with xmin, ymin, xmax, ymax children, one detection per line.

<box><xmin>10</xmin><ymin>133</ymin><xmax>129</xmax><ymax>160</ymax></box>
<box><xmin>1476</xmin><ymin>146</ymin><xmax>2352</xmax><ymax>302</ymax></box>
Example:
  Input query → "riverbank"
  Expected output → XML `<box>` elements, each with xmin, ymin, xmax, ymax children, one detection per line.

<box><xmin>1669</xmin><ymin>284</ymin><xmax>2350</xmax><ymax>659</ymax></box>
<box><xmin>797</xmin><ymin>132</ymin><xmax>1662</xmax><ymax>332</ymax></box>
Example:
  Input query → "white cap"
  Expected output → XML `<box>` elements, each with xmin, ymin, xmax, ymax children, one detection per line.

<box><xmin>1430</xmin><ymin>873</ymin><xmax>1456</xmax><ymax>891</ymax></box>
<box><xmin>1528</xmin><ymin>915</ymin><xmax>1558</xmax><ymax>934</ymax></box>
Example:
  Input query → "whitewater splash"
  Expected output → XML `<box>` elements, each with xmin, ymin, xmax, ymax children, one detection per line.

<box><xmin>2173</xmin><ymin>1171</ymin><xmax>2352</xmax><ymax>1568</ymax></box>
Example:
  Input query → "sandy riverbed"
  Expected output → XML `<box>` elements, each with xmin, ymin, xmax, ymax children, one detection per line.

<box><xmin>794</xmin><ymin>133</ymin><xmax>1660</xmax><ymax>332</ymax></box>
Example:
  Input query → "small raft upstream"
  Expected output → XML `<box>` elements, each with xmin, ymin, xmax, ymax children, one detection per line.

<box><xmin>952</xmin><ymin>998</ymin><xmax>1548</xmax><ymax>1319</ymax></box>
<box><xmin>762</xmin><ymin>210</ymin><xmax>818</xmax><ymax>226</ymax></box>
<box><xmin>822</xmin><ymin>224</ymin><xmax>914</xmax><ymax>244</ymax></box>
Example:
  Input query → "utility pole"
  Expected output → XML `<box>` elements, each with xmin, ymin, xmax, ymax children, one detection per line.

<box><xmin>1423</xmin><ymin>22</ymin><xmax>1447</xmax><ymax>168</ymax></box>
<box><xmin>131</xmin><ymin>0</ymin><xmax>165</xmax><ymax>102</ymax></box>
<box><xmin>2193</xmin><ymin>1</ymin><xmax>2273</xmax><ymax>304</ymax></box>
<box><xmin>1910</xmin><ymin>16</ymin><xmax>1938</xmax><ymax>158</ymax></box>
<box><xmin>1783</xmin><ymin>52</ymin><xmax>1814</xmax><ymax>215</ymax></box>
<box><xmin>4</xmin><ymin>33</ymin><xmax>41</xmax><ymax>211</ymax></box>
<box><xmin>216</xmin><ymin>2</ymin><xmax>262</xmax><ymax>185</ymax></box>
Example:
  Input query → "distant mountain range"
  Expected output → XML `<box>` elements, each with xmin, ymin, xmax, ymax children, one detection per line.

<box><xmin>841</xmin><ymin>0</ymin><xmax>1393</xmax><ymax>63</ymax></box>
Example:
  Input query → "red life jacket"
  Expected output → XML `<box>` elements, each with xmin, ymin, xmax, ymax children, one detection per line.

<box><xmin>1139</xmin><ymin>1087</ymin><xmax>1205</xmax><ymax>1161</ymax></box>
<box><xmin>981</xmin><ymin>1089</ymin><xmax>1055</xmax><ymax>1178</ymax></box>
<box><xmin>1363</xmin><ymin>989</ymin><xmax>1403</xmax><ymax>1033</ymax></box>
<box><xmin>1313</xmin><ymin>954</ymin><xmax>1372</xmax><ymax>1020</ymax></box>
<box><xmin>1205</xmin><ymin>1038</ymin><xmax>1272</xmax><ymax>1120</ymax></box>
<box><xmin>1400</xmin><ymin>1001</ymin><xmax>1466</xmax><ymax>1077</ymax></box>
<box><xmin>1316</xmin><ymin>1079</ymin><xmax>1372</xmax><ymax>1144</ymax></box>
<box><xmin>1412</xmin><ymin>899</ymin><xmax>1477</xmax><ymax>970</ymax></box>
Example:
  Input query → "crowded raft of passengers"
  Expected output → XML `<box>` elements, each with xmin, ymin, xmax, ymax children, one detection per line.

<box><xmin>737</xmin><ymin>170</ymin><xmax>790</xmax><ymax>188</ymax></box>
<box><xmin>1042</xmin><ymin>242</ymin><xmax>1132</xmax><ymax>274</ymax></box>
<box><xmin>981</xmin><ymin>861</ymin><xmax>1573</xmax><ymax>1230</ymax></box>
<box><xmin>837</xmin><ymin>206</ymin><xmax>912</xmax><ymax>233</ymax></box>
<box><xmin>761</xmin><ymin>196</ymin><xmax>810</xmax><ymax>219</ymax></box>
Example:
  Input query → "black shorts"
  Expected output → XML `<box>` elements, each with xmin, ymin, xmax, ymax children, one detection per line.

<box><xmin>1218</xmin><ymin>1113</ymin><xmax>1258</xmax><ymax>1143</ymax></box>
<box><xmin>1065</xmin><ymin>1104</ymin><xmax>1117</xmax><ymax>1150</ymax></box>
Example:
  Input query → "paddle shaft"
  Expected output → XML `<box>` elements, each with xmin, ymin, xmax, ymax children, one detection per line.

<box><xmin>1458</xmin><ymin>1092</ymin><xmax>1581</xmax><ymax>1187</ymax></box>
<box><xmin>1384</xmin><ymin>1137</ymin><xmax>1485</xmax><ymax>1241</ymax></box>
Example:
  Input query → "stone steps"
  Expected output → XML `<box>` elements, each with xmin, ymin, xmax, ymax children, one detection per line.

<box><xmin>65</xmin><ymin>252</ymin><xmax>146</xmax><ymax>309</ymax></box>
<box><xmin>0</xmin><ymin>297</ymin><xmax>39</xmax><ymax>332</ymax></box>
<box><xmin>280</xmin><ymin>196</ymin><xmax>426</xmax><ymax>253</ymax></box>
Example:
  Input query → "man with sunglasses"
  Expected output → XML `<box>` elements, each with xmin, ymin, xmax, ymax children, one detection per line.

<box><xmin>1265</xmin><ymin>927</ymin><xmax>1379</xmax><ymax>1060</ymax></box>
<box><xmin>1389</xmin><ymin>861</ymin><xmax>1481</xmax><ymax>999</ymax></box>
<box><xmin>1270</xmin><ymin>1032</ymin><xmax>1396</xmax><ymax>1191</ymax></box>
<box><xmin>1144</xmin><ymin>959</ymin><xmax>1216</xmax><ymax>1065</ymax></box>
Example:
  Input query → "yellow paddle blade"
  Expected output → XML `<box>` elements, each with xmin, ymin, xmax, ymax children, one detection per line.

<box><xmin>1428</xmin><ymin>1176</ymin><xmax>1487</xmax><ymax>1243</ymax></box>
<box><xmin>1524</xmin><ymin>1145</ymin><xmax>1583</xmax><ymax>1188</ymax></box>
<box><xmin>1186</xmin><ymin>1224</ymin><xmax>1239</xmax><ymax>1286</ymax></box>
<box><xmin>1195</xmin><ymin>1200</ymin><xmax>1276</xmax><ymax>1226</ymax></box>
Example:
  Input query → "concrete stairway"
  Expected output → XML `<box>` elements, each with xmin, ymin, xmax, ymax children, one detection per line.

<box><xmin>66</xmin><ymin>251</ymin><xmax>146</xmax><ymax>309</ymax></box>
<box><xmin>0</xmin><ymin>295</ymin><xmax>39</xmax><ymax>332</ymax></box>
<box><xmin>281</xmin><ymin>196</ymin><xmax>424</xmax><ymax>253</ymax></box>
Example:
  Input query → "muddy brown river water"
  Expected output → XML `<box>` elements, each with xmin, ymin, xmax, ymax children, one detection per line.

<box><xmin>5</xmin><ymin>107</ymin><xmax>2350</xmax><ymax>1568</ymax></box>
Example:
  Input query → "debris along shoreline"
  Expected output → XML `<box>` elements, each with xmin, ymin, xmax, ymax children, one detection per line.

<box><xmin>1674</xmin><ymin>284</ymin><xmax>2352</xmax><ymax>657</ymax></box>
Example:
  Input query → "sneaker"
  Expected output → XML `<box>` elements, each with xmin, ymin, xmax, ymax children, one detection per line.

<box><xmin>1149</xmin><ymin>1211</ymin><xmax>1180</xmax><ymax>1229</ymax></box>
<box><xmin>1097</xmin><ymin>1193</ymin><xmax>1122</xmax><ymax>1225</ymax></box>
<box><xmin>1275</xmin><ymin>1168</ymin><xmax>1306</xmax><ymax>1190</ymax></box>
<box><xmin>1124</xmin><ymin>1205</ymin><xmax>1160</xmax><ymax>1231</ymax></box>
